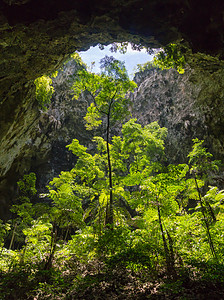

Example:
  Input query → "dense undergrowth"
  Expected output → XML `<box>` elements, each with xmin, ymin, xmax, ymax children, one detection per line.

<box><xmin>1</xmin><ymin>54</ymin><xmax>224</xmax><ymax>299</ymax></box>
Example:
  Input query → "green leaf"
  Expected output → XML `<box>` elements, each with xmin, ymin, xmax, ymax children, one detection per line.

<box><xmin>34</xmin><ymin>75</ymin><xmax>54</xmax><ymax>110</ymax></box>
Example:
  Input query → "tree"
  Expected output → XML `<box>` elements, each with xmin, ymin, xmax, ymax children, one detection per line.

<box><xmin>64</xmin><ymin>118</ymin><xmax>167</xmax><ymax>234</ymax></box>
<box><xmin>188</xmin><ymin>139</ymin><xmax>220</xmax><ymax>259</ymax></box>
<box><xmin>131</xmin><ymin>159</ymin><xmax>188</xmax><ymax>277</ymax></box>
<box><xmin>72</xmin><ymin>56</ymin><xmax>137</xmax><ymax>227</ymax></box>
<box><xmin>9</xmin><ymin>173</ymin><xmax>37</xmax><ymax>250</ymax></box>
<box><xmin>34</xmin><ymin>75</ymin><xmax>55</xmax><ymax>110</ymax></box>
<box><xmin>153</xmin><ymin>43</ymin><xmax>186</xmax><ymax>74</ymax></box>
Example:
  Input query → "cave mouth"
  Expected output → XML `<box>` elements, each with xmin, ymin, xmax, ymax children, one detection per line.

<box><xmin>1</xmin><ymin>0</ymin><xmax>224</xmax><ymax>106</ymax></box>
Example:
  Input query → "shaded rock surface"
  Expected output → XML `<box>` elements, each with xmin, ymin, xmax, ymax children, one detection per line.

<box><xmin>0</xmin><ymin>59</ymin><xmax>92</xmax><ymax>218</ymax></box>
<box><xmin>132</xmin><ymin>65</ymin><xmax>224</xmax><ymax>164</ymax></box>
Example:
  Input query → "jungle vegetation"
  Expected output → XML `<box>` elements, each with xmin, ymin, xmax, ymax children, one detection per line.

<box><xmin>1</xmin><ymin>55</ymin><xmax>224</xmax><ymax>300</ymax></box>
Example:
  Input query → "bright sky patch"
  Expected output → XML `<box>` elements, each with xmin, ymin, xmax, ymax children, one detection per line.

<box><xmin>79</xmin><ymin>44</ymin><xmax>153</xmax><ymax>78</ymax></box>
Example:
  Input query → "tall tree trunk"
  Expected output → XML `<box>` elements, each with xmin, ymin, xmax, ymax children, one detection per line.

<box><xmin>157</xmin><ymin>200</ymin><xmax>176</xmax><ymax>277</ymax></box>
<box><xmin>64</xmin><ymin>226</ymin><xmax>69</xmax><ymax>241</ymax></box>
<box><xmin>194</xmin><ymin>176</ymin><xmax>217</xmax><ymax>259</ymax></box>
<box><xmin>44</xmin><ymin>224</ymin><xmax>57</xmax><ymax>270</ymax></box>
<box><xmin>9</xmin><ymin>221</ymin><xmax>17</xmax><ymax>250</ymax></box>
<box><xmin>105</xmin><ymin>103</ymin><xmax>114</xmax><ymax>228</ymax></box>
<box><xmin>166</xmin><ymin>229</ymin><xmax>177</xmax><ymax>278</ymax></box>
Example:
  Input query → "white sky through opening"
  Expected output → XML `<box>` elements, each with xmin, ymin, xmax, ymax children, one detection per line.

<box><xmin>79</xmin><ymin>44</ymin><xmax>154</xmax><ymax>79</ymax></box>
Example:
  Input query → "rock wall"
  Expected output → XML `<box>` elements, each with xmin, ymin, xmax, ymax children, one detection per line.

<box><xmin>132</xmin><ymin>65</ymin><xmax>224</xmax><ymax>164</ymax></box>
<box><xmin>0</xmin><ymin>59</ymin><xmax>92</xmax><ymax>218</ymax></box>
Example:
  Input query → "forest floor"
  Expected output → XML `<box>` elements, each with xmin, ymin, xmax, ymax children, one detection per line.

<box><xmin>69</xmin><ymin>269</ymin><xmax>224</xmax><ymax>300</ymax></box>
<box><xmin>2</xmin><ymin>263</ymin><xmax>224</xmax><ymax>299</ymax></box>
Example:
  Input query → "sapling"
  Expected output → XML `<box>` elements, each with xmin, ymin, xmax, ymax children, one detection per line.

<box><xmin>188</xmin><ymin>138</ymin><xmax>220</xmax><ymax>259</ymax></box>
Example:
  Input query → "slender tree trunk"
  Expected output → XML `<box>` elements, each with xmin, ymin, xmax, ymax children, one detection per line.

<box><xmin>44</xmin><ymin>224</ymin><xmax>57</xmax><ymax>270</ymax></box>
<box><xmin>166</xmin><ymin>229</ymin><xmax>177</xmax><ymax>278</ymax></box>
<box><xmin>157</xmin><ymin>200</ymin><xmax>175</xmax><ymax>277</ymax></box>
<box><xmin>105</xmin><ymin>103</ymin><xmax>114</xmax><ymax>228</ymax></box>
<box><xmin>64</xmin><ymin>226</ymin><xmax>69</xmax><ymax>241</ymax></box>
<box><xmin>20</xmin><ymin>243</ymin><xmax>27</xmax><ymax>265</ymax></box>
<box><xmin>98</xmin><ymin>204</ymin><xmax>102</xmax><ymax>237</ymax></box>
<box><xmin>194</xmin><ymin>176</ymin><xmax>217</xmax><ymax>259</ymax></box>
<box><xmin>9</xmin><ymin>221</ymin><xmax>17</xmax><ymax>250</ymax></box>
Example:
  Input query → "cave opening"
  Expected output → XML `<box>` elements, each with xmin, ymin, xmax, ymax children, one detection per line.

<box><xmin>78</xmin><ymin>43</ymin><xmax>154</xmax><ymax>78</ymax></box>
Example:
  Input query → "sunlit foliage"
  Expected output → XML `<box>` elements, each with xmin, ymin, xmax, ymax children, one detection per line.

<box><xmin>34</xmin><ymin>75</ymin><xmax>54</xmax><ymax>110</ymax></box>
<box><xmin>1</xmin><ymin>54</ymin><xmax>224</xmax><ymax>299</ymax></box>
<box><xmin>153</xmin><ymin>43</ymin><xmax>186</xmax><ymax>74</ymax></box>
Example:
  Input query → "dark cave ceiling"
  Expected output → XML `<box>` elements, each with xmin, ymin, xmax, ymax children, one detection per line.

<box><xmin>0</xmin><ymin>0</ymin><xmax>224</xmax><ymax>100</ymax></box>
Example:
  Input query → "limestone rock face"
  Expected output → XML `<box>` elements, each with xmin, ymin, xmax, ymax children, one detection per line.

<box><xmin>132</xmin><ymin>66</ymin><xmax>224</xmax><ymax>163</ymax></box>
<box><xmin>0</xmin><ymin>59</ymin><xmax>92</xmax><ymax>217</ymax></box>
